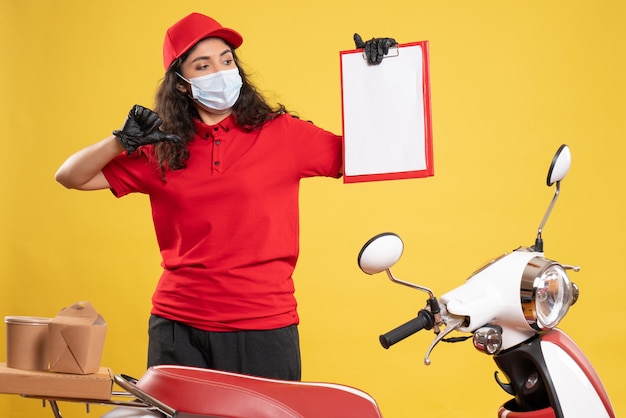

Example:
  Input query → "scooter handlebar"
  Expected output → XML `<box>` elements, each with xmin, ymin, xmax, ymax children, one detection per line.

<box><xmin>379</xmin><ymin>309</ymin><xmax>435</xmax><ymax>349</ymax></box>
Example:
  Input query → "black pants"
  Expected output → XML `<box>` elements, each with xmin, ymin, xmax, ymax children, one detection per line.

<box><xmin>147</xmin><ymin>315</ymin><xmax>301</xmax><ymax>381</ymax></box>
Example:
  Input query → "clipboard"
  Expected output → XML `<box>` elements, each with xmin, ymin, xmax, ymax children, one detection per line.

<box><xmin>340</xmin><ymin>41</ymin><xmax>434</xmax><ymax>183</ymax></box>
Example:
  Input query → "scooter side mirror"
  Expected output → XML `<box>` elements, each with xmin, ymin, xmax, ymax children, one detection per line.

<box><xmin>535</xmin><ymin>144</ymin><xmax>573</xmax><ymax>252</ymax></box>
<box><xmin>358</xmin><ymin>233</ymin><xmax>404</xmax><ymax>275</ymax></box>
<box><xmin>547</xmin><ymin>144</ymin><xmax>571</xmax><ymax>186</ymax></box>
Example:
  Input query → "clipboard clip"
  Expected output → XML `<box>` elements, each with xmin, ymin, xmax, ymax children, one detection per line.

<box><xmin>361</xmin><ymin>46</ymin><xmax>400</xmax><ymax>61</ymax></box>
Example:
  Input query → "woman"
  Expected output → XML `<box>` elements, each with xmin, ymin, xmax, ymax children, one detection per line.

<box><xmin>55</xmin><ymin>12</ymin><xmax>392</xmax><ymax>381</ymax></box>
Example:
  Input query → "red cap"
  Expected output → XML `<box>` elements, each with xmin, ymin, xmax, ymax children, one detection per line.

<box><xmin>162</xmin><ymin>13</ymin><xmax>243</xmax><ymax>70</ymax></box>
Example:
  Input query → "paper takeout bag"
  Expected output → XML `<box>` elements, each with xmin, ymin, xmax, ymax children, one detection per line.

<box><xmin>48</xmin><ymin>301</ymin><xmax>106</xmax><ymax>374</ymax></box>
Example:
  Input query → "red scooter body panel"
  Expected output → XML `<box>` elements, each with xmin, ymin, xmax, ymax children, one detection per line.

<box><xmin>497</xmin><ymin>329</ymin><xmax>615</xmax><ymax>418</ymax></box>
<box><xmin>542</xmin><ymin>329</ymin><xmax>615</xmax><ymax>417</ymax></box>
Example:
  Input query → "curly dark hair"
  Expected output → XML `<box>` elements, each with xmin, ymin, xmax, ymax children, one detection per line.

<box><xmin>150</xmin><ymin>41</ymin><xmax>286</xmax><ymax>180</ymax></box>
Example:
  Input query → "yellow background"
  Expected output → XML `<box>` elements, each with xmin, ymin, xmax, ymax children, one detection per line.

<box><xmin>1</xmin><ymin>0</ymin><xmax>624</xmax><ymax>417</ymax></box>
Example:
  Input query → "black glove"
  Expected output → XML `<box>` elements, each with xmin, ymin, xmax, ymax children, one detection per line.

<box><xmin>113</xmin><ymin>105</ymin><xmax>181</xmax><ymax>155</ymax></box>
<box><xmin>354</xmin><ymin>33</ymin><xmax>397</xmax><ymax>65</ymax></box>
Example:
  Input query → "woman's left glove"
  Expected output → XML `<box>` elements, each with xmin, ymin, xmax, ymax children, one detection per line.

<box><xmin>354</xmin><ymin>33</ymin><xmax>397</xmax><ymax>65</ymax></box>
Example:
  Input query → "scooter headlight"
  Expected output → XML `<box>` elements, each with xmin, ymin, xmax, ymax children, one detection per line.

<box><xmin>521</xmin><ymin>257</ymin><xmax>575</xmax><ymax>330</ymax></box>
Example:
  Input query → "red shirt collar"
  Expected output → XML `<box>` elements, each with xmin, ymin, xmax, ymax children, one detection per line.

<box><xmin>193</xmin><ymin>115</ymin><xmax>237</xmax><ymax>138</ymax></box>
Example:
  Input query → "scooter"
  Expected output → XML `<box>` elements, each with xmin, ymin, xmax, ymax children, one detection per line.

<box><xmin>356</xmin><ymin>144</ymin><xmax>615</xmax><ymax>417</ymax></box>
<box><xmin>17</xmin><ymin>145</ymin><xmax>614</xmax><ymax>417</ymax></box>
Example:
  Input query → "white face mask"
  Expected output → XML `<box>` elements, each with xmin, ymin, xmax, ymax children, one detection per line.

<box><xmin>178</xmin><ymin>68</ymin><xmax>243</xmax><ymax>111</ymax></box>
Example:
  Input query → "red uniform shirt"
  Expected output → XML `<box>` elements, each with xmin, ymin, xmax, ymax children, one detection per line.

<box><xmin>102</xmin><ymin>114</ymin><xmax>342</xmax><ymax>331</ymax></box>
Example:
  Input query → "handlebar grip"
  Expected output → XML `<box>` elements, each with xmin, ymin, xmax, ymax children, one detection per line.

<box><xmin>379</xmin><ymin>309</ymin><xmax>434</xmax><ymax>349</ymax></box>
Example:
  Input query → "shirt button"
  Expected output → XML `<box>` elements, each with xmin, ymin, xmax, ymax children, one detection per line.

<box><xmin>204</xmin><ymin>133</ymin><xmax>210</xmax><ymax>139</ymax></box>
<box><xmin>215</xmin><ymin>140</ymin><xmax>221</xmax><ymax>145</ymax></box>
<box><xmin>214</xmin><ymin>127</ymin><xmax>219</xmax><ymax>131</ymax></box>
<box><xmin>214</xmin><ymin>161</ymin><xmax>220</xmax><ymax>166</ymax></box>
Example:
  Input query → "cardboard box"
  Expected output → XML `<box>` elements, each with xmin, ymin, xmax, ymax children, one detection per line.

<box><xmin>48</xmin><ymin>302</ymin><xmax>107</xmax><ymax>374</ymax></box>
<box><xmin>0</xmin><ymin>362</ymin><xmax>113</xmax><ymax>400</ymax></box>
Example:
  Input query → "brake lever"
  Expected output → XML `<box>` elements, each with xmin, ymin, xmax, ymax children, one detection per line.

<box><xmin>423</xmin><ymin>316</ymin><xmax>465</xmax><ymax>365</ymax></box>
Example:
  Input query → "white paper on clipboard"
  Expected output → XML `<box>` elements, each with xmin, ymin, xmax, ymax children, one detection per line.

<box><xmin>340</xmin><ymin>41</ymin><xmax>433</xmax><ymax>183</ymax></box>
